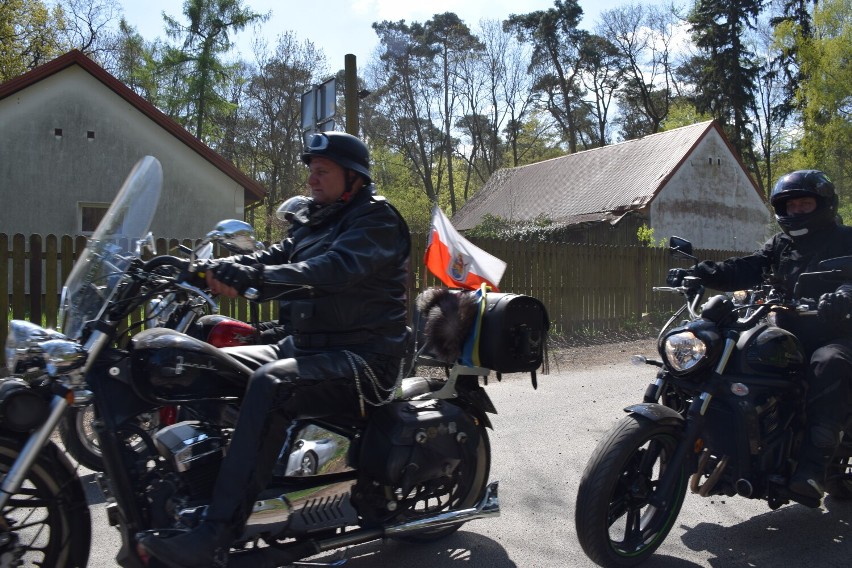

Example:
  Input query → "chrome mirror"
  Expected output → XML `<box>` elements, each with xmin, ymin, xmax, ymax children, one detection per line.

<box><xmin>205</xmin><ymin>219</ymin><xmax>264</xmax><ymax>254</ymax></box>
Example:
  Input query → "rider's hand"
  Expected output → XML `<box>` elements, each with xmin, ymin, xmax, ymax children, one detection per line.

<box><xmin>666</xmin><ymin>268</ymin><xmax>691</xmax><ymax>287</ymax></box>
<box><xmin>817</xmin><ymin>290</ymin><xmax>852</xmax><ymax>325</ymax></box>
<box><xmin>209</xmin><ymin>262</ymin><xmax>263</xmax><ymax>298</ymax></box>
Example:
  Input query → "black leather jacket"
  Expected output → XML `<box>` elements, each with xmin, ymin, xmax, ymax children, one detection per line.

<box><xmin>229</xmin><ymin>186</ymin><xmax>411</xmax><ymax>357</ymax></box>
<box><xmin>694</xmin><ymin>224</ymin><xmax>852</xmax><ymax>347</ymax></box>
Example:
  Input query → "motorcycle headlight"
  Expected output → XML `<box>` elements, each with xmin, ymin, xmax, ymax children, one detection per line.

<box><xmin>662</xmin><ymin>331</ymin><xmax>707</xmax><ymax>373</ymax></box>
<box><xmin>5</xmin><ymin>320</ymin><xmax>67</xmax><ymax>376</ymax></box>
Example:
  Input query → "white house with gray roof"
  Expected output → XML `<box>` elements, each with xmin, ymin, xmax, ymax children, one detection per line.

<box><xmin>452</xmin><ymin>120</ymin><xmax>771</xmax><ymax>252</ymax></box>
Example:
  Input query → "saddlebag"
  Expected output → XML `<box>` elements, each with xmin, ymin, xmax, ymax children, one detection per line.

<box><xmin>359</xmin><ymin>399</ymin><xmax>479</xmax><ymax>489</ymax></box>
<box><xmin>415</xmin><ymin>287</ymin><xmax>550</xmax><ymax>373</ymax></box>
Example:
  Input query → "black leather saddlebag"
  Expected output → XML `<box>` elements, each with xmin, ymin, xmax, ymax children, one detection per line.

<box><xmin>414</xmin><ymin>287</ymin><xmax>550</xmax><ymax>373</ymax></box>
<box><xmin>475</xmin><ymin>292</ymin><xmax>549</xmax><ymax>373</ymax></box>
<box><xmin>359</xmin><ymin>399</ymin><xmax>478</xmax><ymax>488</ymax></box>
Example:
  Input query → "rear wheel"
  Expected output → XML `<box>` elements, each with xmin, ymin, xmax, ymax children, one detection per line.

<box><xmin>0</xmin><ymin>436</ymin><xmax>91</xmax><ymax>567</ymax></box>
<box><xmin>391</xmin><ymin>423</ymin><xmax>491</xmax><ymax>543</ymax></box>
<box><xmin>575</xmin><ymin>415</ymin><xmax>687</xmax><ymax>567</ymax></box>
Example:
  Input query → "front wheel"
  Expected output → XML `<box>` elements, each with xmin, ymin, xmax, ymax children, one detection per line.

<box><xmin>0</xmin><ymin>436</ymin><xmax>91</xmax><ymax>566</ymax></box>
<box><xmin>59</xmin><ymin>404</ymin><xmax>160</xmax><ymax>471</ymax></box>
<box><xmin>575</xmin><ymin>415</ymin><xmax>687</xmax><ymax>567</ymax></box>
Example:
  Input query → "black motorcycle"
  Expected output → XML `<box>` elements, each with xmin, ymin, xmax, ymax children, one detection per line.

<box><xmin>574</xmin><ymin>236</ymin><xmax>852</xmax><ymax>567</ymax></box>
<box><xmin>1</xmin><ymin>156</ymin><xmax>549</xmax><ymax>567</ymax></box>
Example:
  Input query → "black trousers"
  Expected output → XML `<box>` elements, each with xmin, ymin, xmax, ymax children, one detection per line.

<box><xmin>805</xmin><ymin>337</ymin><xmax>852</xmax><ymax>456</ymax></box>
<box><xmin>203</xmin><ymin>341</ymin><xmax>399</xmax><ymax>526</ymax></box>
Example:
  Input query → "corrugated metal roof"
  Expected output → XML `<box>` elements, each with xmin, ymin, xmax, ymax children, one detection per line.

<box><xmin>452</xmin><ymin>121</ymin><xmax>716</xmax><ymax>230</ymax></box>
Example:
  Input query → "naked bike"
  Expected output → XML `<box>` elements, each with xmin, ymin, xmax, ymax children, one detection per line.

<box><xmin>1</xmin><ymin>156</ymin><xmax>549</xmax><ymax>567</ymax></box>
<box><xmin>574</xmin><ymin>236</ymin><xmax>852</xmax><ymax>567</ymax></box>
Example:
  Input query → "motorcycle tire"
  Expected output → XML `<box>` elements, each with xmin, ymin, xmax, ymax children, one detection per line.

<box><xmin>575</xmin><ymin>414</ymin><xmax>687</xmax><ymax>567</ymax></box>
<box><xmin>0</xmin><ymin>435</ymin><xmax>91</xmax><ymax>567</ymax></box>
<box><xmin>391</xmin><ymin>422</ymin><xmax>491</xmax><ymax>543</ymax></box>
<box><xmin>58</xmin><ymin>404</ymin><xmax>160</xmax><ymax>472</ymax></box>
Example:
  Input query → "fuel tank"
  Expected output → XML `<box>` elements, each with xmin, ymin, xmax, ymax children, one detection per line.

<box><xmin>729</xmin><ymin>322</ymin><xmax>806</xmax><ymax>377</ymax></box>
<box><xmin>130</xmin><ymin>328</ymin><xmax>251</xmax><ymax>402</ymax></box>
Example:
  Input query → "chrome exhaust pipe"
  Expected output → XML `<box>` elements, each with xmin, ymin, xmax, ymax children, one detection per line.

<box><xmin>228</xmin><ymin>481</ymin><xmax>501</xmax><ymax>568</ymax></box>
<box><xmin>384</xmin><ymin>480</ymin><xmax>500</xmax><ymax>536</ymax></box>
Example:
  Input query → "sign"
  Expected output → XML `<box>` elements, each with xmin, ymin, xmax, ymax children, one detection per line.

<box><xmin>301</xmin><ymin>77</ymin><xmax>336</xmax><ymax>136</ymax></box>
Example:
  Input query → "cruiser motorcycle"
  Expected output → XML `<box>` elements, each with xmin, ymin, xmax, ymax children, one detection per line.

<box><xmin>574</xmin><ymin>236</ymin><xmax>852</xmax><ymax>567</ymax></box>
<box><xmin>1</xmin><ymin>156</ymin><xmax>549</xmax><ymax>567</ymax></box>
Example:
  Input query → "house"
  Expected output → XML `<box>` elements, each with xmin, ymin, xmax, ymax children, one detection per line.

<box><xmin>0</xmin><ymin>50</ymin><xmax>265</xmax><ymax>239</ymax></box>
<box><xmin>452</xmin><ymin>120</ymin><xmax>770</xmax><ymax>252</ymax></box>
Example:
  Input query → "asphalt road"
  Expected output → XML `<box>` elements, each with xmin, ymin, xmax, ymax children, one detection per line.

<box><xmin>83</xmin><ymin>344</ymin><xmax>852</xmax><ymax>567</ymax></box>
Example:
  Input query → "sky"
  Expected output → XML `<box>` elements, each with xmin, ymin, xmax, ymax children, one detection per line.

<box><xmin>115</xmin><ymin>0</ymin><xmax>625</xmax><ymax>73</ymax></box>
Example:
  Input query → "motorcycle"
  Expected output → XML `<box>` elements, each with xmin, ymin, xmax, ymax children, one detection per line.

<box><xmin>574</xmin><ymin>236</ymin><xmax>852</xmax><ymax>567</ymax></box>
<box><xmin>57</xmin><ymin>229</ymin><xmax>257</xmax><ymax>472</ymax></box>
<box><xmin>1</xmin><ymin>156</ymin><xmax>549</xmax><ymax>567</ymax></box>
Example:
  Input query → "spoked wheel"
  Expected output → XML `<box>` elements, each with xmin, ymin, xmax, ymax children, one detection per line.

<box><xmin>0</xmin><ymin>436</ymin><xmax>91</xmax><ymax>567</ymax></box>
<box><xmin>575</xmin><ymin>415</ymin><xmax>687</xmax><ymax>567</ymax></box>
<box><xmin>391</xmin><ymin>424</ymin><xmax>491</xmax><ymax>543</ymax></box>
<box><xmin>58</xmin><ymin>404</ymin><xmax>160</xmax><ymax>471</ymax></box>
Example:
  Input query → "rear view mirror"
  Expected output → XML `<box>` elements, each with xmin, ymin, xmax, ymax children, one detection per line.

<box><xmin>205</xmin><ymin>219</ymin><xmax>264</xmax><ymax>254</ymax></box>
<box><xmin>669</xmin><ymin>236</ymin><xmax>696</xmax><ymax>263</ymax></box>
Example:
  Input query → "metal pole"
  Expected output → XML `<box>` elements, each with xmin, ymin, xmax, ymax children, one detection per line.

<box><xmin>344</xmin><ymin>54</ymin><xmax>358</xmax><ymax>135</ymax></box>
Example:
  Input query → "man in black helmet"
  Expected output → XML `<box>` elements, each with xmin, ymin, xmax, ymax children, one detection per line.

<box><xmin>139</xmin><ymin>131</ymin><xmax>411</xmax><ymax>567</ymax></box>
<box><xmin>668</xmin><ymin>169</ymin><xmax>852</xmax><ymax>503</ymax></box>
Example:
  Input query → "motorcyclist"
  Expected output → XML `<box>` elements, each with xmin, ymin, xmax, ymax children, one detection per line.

<box><xmin>667</xmin><ymin>169</ymin><xmax>852</xmax><ymax>503</ymax></box>
<box><xmin>139</xmin><ymin>131</ymin><xmax>412</xmax><ymax>567</ymax></box>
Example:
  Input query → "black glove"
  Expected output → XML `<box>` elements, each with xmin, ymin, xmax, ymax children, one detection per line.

<box><xmin>666</xmin><ymin>268</ymin><xmax>691</xmax><ymax>287</ymax></box>
<box><xmin>179</xmin><ymin>259</ymin><xmax>218</xmax><ymax>289</ymax></box>
<box><xmin>212</xmin><ymin>262</ymin><xmax>263</xmax><ymax>295</ymax></box>
<box><xmin>817</xmin><ymin>291</ymin><xmax>852</xmax><ymax>325</ymax></box>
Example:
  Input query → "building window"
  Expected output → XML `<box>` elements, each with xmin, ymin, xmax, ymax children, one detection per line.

<box><xmin>80</xmin><ymin>203</ymin><xmax>110</xmax><ymax>234</ymax></box>
<box><xmin>87</xmin><ymin>130</ymin><xmax>95</xmax><ymax>140</ymax></box>
<box><xmin>54</xmin><ymin>128</ymin><xmax>63</xmax><ymax>138</ymax></box>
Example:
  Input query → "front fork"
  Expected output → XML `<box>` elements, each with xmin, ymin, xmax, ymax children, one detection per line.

<box><xmin>0</xmin><ymin>395</ymin><xmax>69</xmax><ymax>510</ymax></box>
<box><xmin>649</xmin><ymin>333</ymin><xmax>738</xmax><ymax>508</ymax></box>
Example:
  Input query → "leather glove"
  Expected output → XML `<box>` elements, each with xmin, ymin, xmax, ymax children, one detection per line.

<box><xmin>817</xmin><ymin>290</ymin><xmax>852</xmax><ymax>325</ymax></box>
<box><xmin>666</xmin><ymin>268</ymin><xmax>691</xmax><ymax>287</ymax></box>
<box><xmin>212</xmin><ymin>262</ymin><xmax>263</xmax><ymax>296</ymax></box>
<box><xmin>179</xmin><ymin>259</ymin><xmax>218</xmax><ymax>289</ymax></box>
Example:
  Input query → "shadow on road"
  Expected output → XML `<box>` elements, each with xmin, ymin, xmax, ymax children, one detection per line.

<box><xmin>303</xmin><ymin>530</ymin><xmax>517</xmax><ymax>567</ymax></box>
<box><xmin>678</xmin><ymin>496</ymin><xmax>852</xmax><ymax>566</ymax></box>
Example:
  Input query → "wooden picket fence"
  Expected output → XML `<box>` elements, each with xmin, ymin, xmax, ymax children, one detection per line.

<box><xmin>0</xmin><ymin>232</ymin><xmax>745</xmax><ymax>366</ymax></box>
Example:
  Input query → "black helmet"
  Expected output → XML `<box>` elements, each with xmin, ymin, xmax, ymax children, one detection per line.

<box><xmin>769</xmin><ymin>169</ymin><xmax>837</xmax><ymax>237</ymax></box>
<box><xmin>301</xmin><ymin>131</ymin><xmax>371</xmax><ymax>184</ymax></box>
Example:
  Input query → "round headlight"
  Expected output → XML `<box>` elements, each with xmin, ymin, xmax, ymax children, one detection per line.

<box><xmin>663</xmin><ymin>331</ymin><xmax>707</xmax><ymax>373</ymax></box>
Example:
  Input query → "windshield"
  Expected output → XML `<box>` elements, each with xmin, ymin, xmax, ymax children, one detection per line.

<box><xmin>59</xmin><ymin>157</ymin><xmax>163</xmax><ymax>339</ymax></box>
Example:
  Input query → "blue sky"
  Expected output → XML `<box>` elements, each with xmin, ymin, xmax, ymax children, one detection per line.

<box><xmin>115</xmin><ymin>0</ymin><xmax>626</xmax><ymax>72</ymax></box>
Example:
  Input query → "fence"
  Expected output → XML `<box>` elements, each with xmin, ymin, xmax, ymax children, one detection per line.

<box><xmin>1</xmin><ymin>232</ymin><xmax>745</xmax><ymax>366</ymax></box>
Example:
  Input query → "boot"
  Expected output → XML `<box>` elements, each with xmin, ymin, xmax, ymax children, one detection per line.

<box><xmin>139</xmin><ymin>371</ymin><xmax>295</xmax><ymax>567</ymax></box>
<box><xmin>139</xmin><ymin>522</ymin><xmax>233</xmax><ymax>568</ymax></box>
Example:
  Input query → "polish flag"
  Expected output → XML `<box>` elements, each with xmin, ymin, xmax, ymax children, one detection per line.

<box><xmin>424</xmin><ymin>205</ymin><xmax>506</xmax><ymax>291</ymax></box>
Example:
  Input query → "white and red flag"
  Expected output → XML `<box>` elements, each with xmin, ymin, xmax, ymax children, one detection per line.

<box><xmin>424</xmin><ymin>205</ymin><xmax>506</xmax><ymax>291</ymax></box>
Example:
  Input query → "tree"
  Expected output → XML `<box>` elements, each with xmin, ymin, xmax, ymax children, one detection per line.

<box><xmin>422</xmin><ymin>13</ymin><xmax>483</xmax><ymax>213</ymax></box>
<box><xmin>578</xmin><ymin>34</ymin><xmax>625</xmax><ymax>146</ymax></box>
<box><xmin>56</xmin><ymin>0</ymin><xmax>121</xmax><ymax>60</ymax></box>
<box><xmin>161</xmin><ymin>0</ymin><xmax>267</xmax><ymax>142</ymax></box>
<box><xmin>369</xmin><ymin>19</ymin><xmax>445</xmax><ymax>209</ymax></box>
<box><xmin>0</xmin><ymin>0</ymin><xmax>65</xmax><ymax>81</ymax></box>
<box><xmin>598</xmin><ymin>3</ymin><xmax>685</xmax><ymax>138</ymax></box>
<box><xmin>504</xmin><ymin>0</ymin><xmax>590</xmax><ymax>153</ymax></box>
<box><xmin>796</xmin><ymin>0</ymin><xmax>852</xmax><ymax>202</ymax></box>
<box><xmin>684</xmin><ymin>0</ymin><xmax>763</xmax><ymax>162</ymax></box>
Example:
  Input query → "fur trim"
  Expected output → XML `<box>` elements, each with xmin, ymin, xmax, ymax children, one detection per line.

<box><xmin>416</xmin><ymin>288</ymin><xmax>479</xmax><ymax>362</ymax></box>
